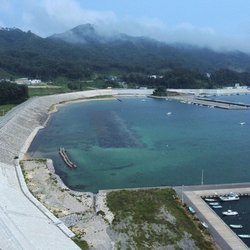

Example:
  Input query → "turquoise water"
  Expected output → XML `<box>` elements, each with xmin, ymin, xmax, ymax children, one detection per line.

<box><xmin>29</xmin><ymin>96</ymin><xmax>250</xmax><ymax>193</ymax></box>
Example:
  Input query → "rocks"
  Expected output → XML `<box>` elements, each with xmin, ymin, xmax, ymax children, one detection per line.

<box><xmin>61</xmin><ymin>213</ymin><xmax>81</xmax><ymax>227</ymax></box>
<box><xmin>95</xmin><ymin>191</ymin><xmax>114</xmax><ymax>224</ymax></box>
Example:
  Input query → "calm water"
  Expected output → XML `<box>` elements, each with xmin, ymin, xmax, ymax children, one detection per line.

<box><xmin>29</xmin><ymin>96</ymin><xmax>250</xmax><ymax>193</ymax></box>
<box><xmin>207</xmin><ymin>197</ymin><xmax>250</xmax><ymax>247</ymax></box>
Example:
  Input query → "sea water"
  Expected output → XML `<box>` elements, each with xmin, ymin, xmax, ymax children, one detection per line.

<box><xmin>28</xmin><ymin>96</ymin><xmax>250</xmax><ymax>193</ymax></box>
<box><xmin>207</xmin><ymin>197</ymin><xmax>250</xmax><ymax>247</ymax></box>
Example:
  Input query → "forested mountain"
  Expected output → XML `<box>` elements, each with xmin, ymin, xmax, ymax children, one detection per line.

<box><xmin>1</xmin><ymin>25</ymin><xmax>250</xmax><ymax>85</ymax></box>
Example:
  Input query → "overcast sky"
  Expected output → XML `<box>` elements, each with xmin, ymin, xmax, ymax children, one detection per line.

<box><xmin>1</xmin><ymin>0</ymin><xmax>250</xmax><ymax>52</ymax></box>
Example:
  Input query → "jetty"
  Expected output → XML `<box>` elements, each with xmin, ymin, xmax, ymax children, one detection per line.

<box><xmin>59</xmin><ymin>147</ymin><xmax>77</xmax><ymax>169</ymax></box>
<box><xmin>173</xmin><ymin>95</ymin><xmax>250</xmax><ymax>110</ymax></box>
<box><xmin>195</xmin><ymin>97</ymin><xmax>250</xmax><ymax>110</ymax></box>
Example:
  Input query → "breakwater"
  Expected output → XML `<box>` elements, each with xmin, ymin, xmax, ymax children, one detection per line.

<box><xmin>0</xmin><ymin>89</ymin><xmax>153</xmax><ymax>165</ymax></box>
<box><xmin>59</xmin><ymin>147</ymin><xmax>77</xmax><ymax>169</ymax></box>
<box><xmin>195</xmin><ymin>97</ymin><xmax>250</xmax><ymax>109</ymax></box>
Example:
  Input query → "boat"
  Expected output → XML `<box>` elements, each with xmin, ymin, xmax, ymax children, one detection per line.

<box><xmin>238</xmin><ymin>234</ymin><xmax>250</xmax><ymax>239</ymax></box>
<box><xmin>166</xmin><ymin>112</ymin><xmax>172</xmax><ymax>115</ymax></box>
<box><xmin>209</xmin><ymin>202</ymin><xmax>220</xmax><ymax>206</ymax></box>
<box><xmin>213</xmin><ymin>205</ymin><xmax>222</xmax><ymax>209</ymax></box>
<box><xmin>240</xmin><ymin>122</ymin><xmax>246</xmax><ymax>126</ymax></box>
<box><xmin>230</xmin><ymin>224</ymin><xmax>243</xmax><ymax>229</ymax></box>
<box><xmin>219</xmin><ymin>192</ymin><xmax>240</xmax><ymax>201</ymax></box>
<box><xmin>205</xmin><ymin>198</ymin><xmax>216</xmax><ymax>202</ymax></box>
<box><xmin>201</xmin><ymin>222</ymin><xmax>208</xmax><ymax>229</ymax></box>
<box><xmin>222</xmin><ymin>209</ymin><xmax>238</xmax><ymax>216</ymax></box>
<box><xmin>188</xmin><ymin>206</ymin><xmax>196</xmax><ymax>214</ymax></box>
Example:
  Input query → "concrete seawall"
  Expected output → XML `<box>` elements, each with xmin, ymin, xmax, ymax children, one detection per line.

<box><xmin>0</xmin><ymin>89</ymin><xmax>153</xmax><ymax>249</ymax></box>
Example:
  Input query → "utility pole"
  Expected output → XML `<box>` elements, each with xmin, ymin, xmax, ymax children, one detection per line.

<box><xmin>201</xmin><ymin>169</ymin><xmax>204</xmax><ymax>185</ymax></box>
<box><xmin>181</xmin><ymin>185</ymin><xmax>184</xmax><ymax>204</ymax></box>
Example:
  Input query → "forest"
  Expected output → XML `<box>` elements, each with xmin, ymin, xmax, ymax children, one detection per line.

<box><xmin>0</xmin><ymin>81</ymin><xmax>28</xmax><ymax>105</ymax></box>
<box><xmin>1</xmin><ymin>27</ymin><xmax>250</xmax><ymax>91</ymax></box>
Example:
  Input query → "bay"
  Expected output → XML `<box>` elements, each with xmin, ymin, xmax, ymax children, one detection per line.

<box><xmin>28</xmin><ymin>96</ymin><xmax>250</xmax><ymax>193</ymax></box>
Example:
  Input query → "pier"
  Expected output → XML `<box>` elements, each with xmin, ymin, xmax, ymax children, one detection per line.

<box><xmin>174</xmin><ymin>183</ymin><xmax>250</xmax><ymax>250</ymax></box>
<box><xmin>195</xmin><ymin>97</ymin><xmax>250</xmax><ymax>110</ymax></box>
<box><xmin>59</xmin><ymin>147</ymin><xmax>77</xmax><ymax>169</ymax></box>
<box><xmin>172</xmin><ymin>95</ymin><xmax>250</xmax><ymax>109</ymax></box>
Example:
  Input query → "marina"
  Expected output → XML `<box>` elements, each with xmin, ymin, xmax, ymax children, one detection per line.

<box><xmin>175</xmin><ymin>183</ymin><xmax>250</xmax><ymax>249</ymax></box>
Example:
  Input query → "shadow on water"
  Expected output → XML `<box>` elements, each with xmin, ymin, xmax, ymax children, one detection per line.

<box><xmin>90</xmin><ymin>111</ymin><xmax>144</xmax><ymax>148</ymax></box>
<box><xmin>99</xmin><ymin>163</ymin><xmax>134</xmax><ymax>171</ymax></box>
<box><xmin>72</xmin><ymin>184</ymin><xmax>89</xmax><ymax>190</ymax></box>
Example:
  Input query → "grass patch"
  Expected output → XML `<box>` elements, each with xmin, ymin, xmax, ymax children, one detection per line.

<box><xmin>0</xmin><ymin>104</ymin><xmax>15</xmax><ymax>116</ymax></box>
<box><xmin>72</xmin><ymin>238</ymin><xmax>89</xmax><ymax>250</ymax></box>
<box><xmin>85</xmin><ymin>95</ymin><xmax>114</xmax><ymax>100</ymax></box>
<box><xmin>28</xmin><ymin>85</ymin><xmax>71</xmax><ymax>96</ymax></box>
<box><xmin>107</xmin><ymin>188</ymin><xmax>216</xmax><ymax>249</ymax></box>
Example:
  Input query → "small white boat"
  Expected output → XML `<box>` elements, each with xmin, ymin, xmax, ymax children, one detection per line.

<box><xmin>166</xmin><ymin>112</ymin><xmax>172</xmax><ymax>115</ymax></box>
<box><xmin>230</xmin><ymin>224</ymin><xmax>243</xmax><ymax>229</ymax></box>
<box><xmin>240</xmin><ymin>122</ymin><xmax>246</xmax><ymax>126</ymax></box>
<box><xmin>205</xmin><ymin>198</ymin><xmax>216</xmax><ymax>202</ymax></box>
<box><xmin>222</xmin><ymin>209</ymin><xmax>238</xmax><ymax>216</ymax></box>
<box><xmin>209</xmin><ymin>202</ymin><xmax>219</xmax><ymax>206</ymax></box>
<box><xmin>219</xmin><ymin>192</ymin><xmax>240</xmax><ymax>202</ymax></box>
<box><xmin>213</xmin><ymin>205</ymin><xmax>222</xmax><ymax>209</ymax></box>
<box><xmin>238</xmin><ymin>234</ymin><xmax>250</xmax><ymax>239</ymax></box>
<box><xmin>201</xmin><ymin>222</ymin><xmax>208</xmax><ymax>229</ymax></box>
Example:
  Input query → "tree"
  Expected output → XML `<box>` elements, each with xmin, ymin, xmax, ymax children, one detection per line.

<box><xmin>0</xmin><ymin>81</ymin><xmax>28</xmax><ymax>104</ymax></box>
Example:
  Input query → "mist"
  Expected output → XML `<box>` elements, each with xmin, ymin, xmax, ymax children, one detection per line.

<box><xmin>1</xmin><ymin>0</ymin><xmax>250</xmax><ymax>53</ymax></box>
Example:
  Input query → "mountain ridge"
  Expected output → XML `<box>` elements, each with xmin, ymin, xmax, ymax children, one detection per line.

<box><xmin>1</xmin><ymin>24</ymin><xmax>250</xmax><ymax>81</ymax></box>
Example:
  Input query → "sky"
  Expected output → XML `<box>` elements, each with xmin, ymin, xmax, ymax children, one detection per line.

<box><xmin>1</xmin><ymin>0</ymin><xmax>250</xmax><ymax>52</ymax></box>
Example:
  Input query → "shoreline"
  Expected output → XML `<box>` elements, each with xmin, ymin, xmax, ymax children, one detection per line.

<box><xmin>11</xmin><ymin>89</ymin><xmax>153</xmax><ymax>248</ymax></box>
<box><xmin>1</xmin><ymin>88</ymin><xmax>249</xmax><ymax>249</ymax></box>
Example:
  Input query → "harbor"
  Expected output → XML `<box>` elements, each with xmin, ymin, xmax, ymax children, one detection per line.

<box><xmin>174</xmin><ymin>183</ymin><xmax>250</xmax><ymax>249</ymax></box>
<box><xmin>173</xmin><ymin>95</ymin><xmax>250</xmax><ymax>109</ymax></box>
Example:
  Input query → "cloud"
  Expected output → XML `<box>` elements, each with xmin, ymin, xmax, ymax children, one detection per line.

<box><xmin>0</xmin><ymin>0</ymin><xmax>250</xmax><ymax>52</ymax></box>
<box><xmin>0</xmin><ymin>0</ymin><xmax>116</xmax><ymax>36</ymax></box>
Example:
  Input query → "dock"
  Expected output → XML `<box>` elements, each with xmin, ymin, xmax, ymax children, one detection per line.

<box><xmin>195</xmin><ymin>97</ymin><xmax>250</xmax><ymax>110</ymax></box>
<box><xmin>174</xmin><ymin>183</ymin><xmax>250</xmax><ymax>250</ymax></box>
<box><xmin>59</xmin><ymin>147</ymin><xmax>77</xmax><ymax>169</ymax></box>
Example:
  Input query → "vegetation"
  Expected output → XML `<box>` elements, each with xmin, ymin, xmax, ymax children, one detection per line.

<box><xmin>1</xmin><ymin>27</ymin><xmax>250</xmax><ymax>89</ymax></box>
<box><xmin>72</xmin><ymin>238</ymin><xmax>89</xmax><ymax>250</ymax></box>
<box><xmin>0</xmin><ymin>81</ymin><xmax>28</xmax><ymax>104</ymax></box>
<box><xmin>28</xmin><ymin>85</ymin><xmax>70</xmax><ymax>96</ymax></box>
<box><xmin>0</xmin><ymin>103</ymin><xmax>15</xmax><ymax>116</ymax></box>
<box><xmin>107</xmin><ymin>189</ymin><xmax>215</xmax><ymax>249</ymax></box>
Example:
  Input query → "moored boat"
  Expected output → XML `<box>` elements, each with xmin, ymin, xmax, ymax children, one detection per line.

<box><xmin>205</xmin><ymin>198</ymin><xmax>216</xmax><ymax>202</ymax></box>
<box><xmin>219</xmin><ymin>192</ymin><xmax>239</xmax><ymax>202</ymax></box>
<box><xmin>238</xmin><ymin>234</ymin><xmax>250</xmax><ymax>239</ymax></box>
<box><xmin>230</xmin><ymin>224</ymin><xmax>243</xmax><ymax>229</ymax></box>
<box><xmin>213</xmin><ymin>205</ymin><xmax>222</xmax><ymax>209</ymax></box>
<box><xmin>222</xmin><ymin>209</ymin><xmax>238</xmax><ymax>216</ymax></box>
<box><xmin>209</xmin><ymin>202</ymin><xmax>220</xmax><ymax>206</ymax></box>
